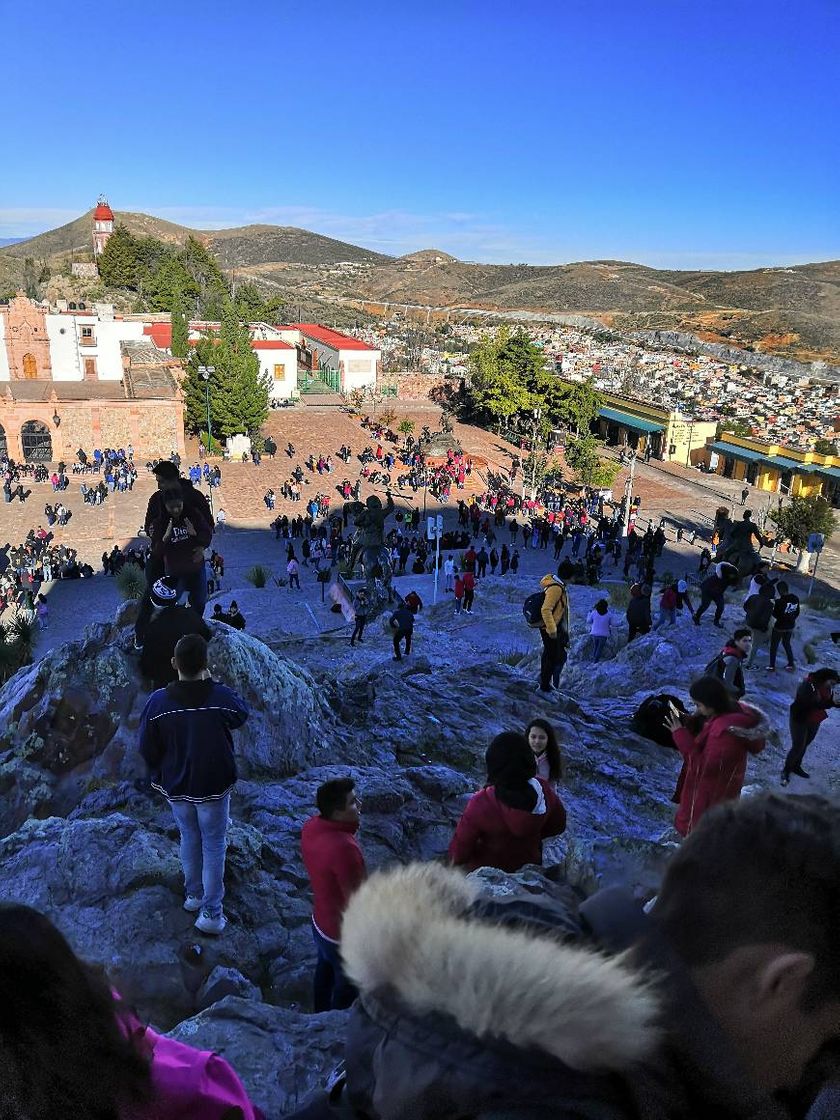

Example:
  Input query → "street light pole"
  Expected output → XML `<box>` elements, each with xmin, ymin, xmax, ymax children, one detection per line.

<box><xmin>622</xmin><ymin>451</ymin><xmax>637</xmax><ymax>537</ymax></box>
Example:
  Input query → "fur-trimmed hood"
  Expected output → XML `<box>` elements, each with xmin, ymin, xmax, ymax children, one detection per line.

<box><xmin>341</xmin><ymin>862</ymin><xmax>660</xmax><ymax>1074</ymax></box>
<box><xmin>725</xmin><ymin>702</ymin><xmax>771</xmax><ymax>749</ymax></box>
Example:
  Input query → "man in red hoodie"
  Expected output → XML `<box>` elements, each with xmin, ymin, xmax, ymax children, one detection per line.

<box><xmin>301</xmin><ymin>778</ymin><xmax>366</xmax><ymax>1011</ymax></box>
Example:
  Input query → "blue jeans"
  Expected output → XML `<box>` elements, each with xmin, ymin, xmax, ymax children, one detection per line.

<box><xmin>590</xmin><ymin>634</ymin><xmax>607</xmax><ymax>661</ymax></box>
<box><xmin>175</xmin><ymin>568</ymin><xmax>208</xmax><ymax>616</ymax></box>
<box><xmin>656</xmin><ymin>607</ymin><xmax>676</xmax><ymax>629</ymax></box>
<box><xmin>169</xmin><ymin>794</ymin><xmax>230</xmax><ymax>917</ymax></box>
<box><xmin>312</xmin><ymin>922</ymin><xmax>357</xmax><ymax>1012</ymax></box>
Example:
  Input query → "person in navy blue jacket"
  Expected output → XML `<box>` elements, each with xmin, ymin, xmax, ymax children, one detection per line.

<box><xmin>138</xmin><ymin>633</ymin><xmax>249</xmax><ymax>936</ymax></box>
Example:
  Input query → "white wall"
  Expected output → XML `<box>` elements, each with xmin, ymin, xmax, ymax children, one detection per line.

<box><xmin>340</xmin><ymin>349</ymin><xmax>379</xmax><ymax>392</ymax></box>
<box><xmin>0</xmin><ymin>315</ymin><xmax>10</xmax><ymax>380</ymax></box>
<box><xmin>46</xmin><ymin>315</ymin><xmax>81</xmax><ymax>379</ymax></box>
<box><xmin>254</xmin><ymin>347</ymin><xmax>298</xmax><ymax>400</ymax></box>
<box><xmin>46</xmin><ymin>315</ymin><xmax>145</xmax><ymax>380</ymax></box>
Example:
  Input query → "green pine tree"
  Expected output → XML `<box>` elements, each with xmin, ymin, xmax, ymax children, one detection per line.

<box><xmin>97</xmin><ymin>225</ymin><xmax>143</xmax><ymax>289</ymax></box>
<box><xmin>186</xmin><ymin>304</ymin><xmax>271</xmax><ymax>439</ymax></box>
<box><xmin>170</xmin><ymin>289</ymin><xmax>189</xmax><ymax>360</ymax></box>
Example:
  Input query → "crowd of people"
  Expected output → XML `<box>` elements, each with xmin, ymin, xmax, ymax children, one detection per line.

<box><xmin>2</xmin><ymin>422</ymin><xmax>838</xmax><ymax>1119</ymax></box>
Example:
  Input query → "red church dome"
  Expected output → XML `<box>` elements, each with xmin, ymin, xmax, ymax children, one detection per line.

<box><xmin>94</xmin><ymin>197</ymin><xmax>114</xmax><ymax>222</ymax></box>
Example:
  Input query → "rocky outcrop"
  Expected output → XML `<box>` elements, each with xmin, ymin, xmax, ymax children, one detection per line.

<box><xmin>0</xmin><ymin>608</ymin><xmax>359</xmax><ymax>838</ymax></box>
<box><xmin>169</xmin><ymin>998</ymin><xmax>347</xmax><ymax>1117</ymax></box>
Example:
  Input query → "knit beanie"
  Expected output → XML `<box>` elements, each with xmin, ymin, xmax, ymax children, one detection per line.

<box><xmin>150</xmin><ymin>577</ymin><xmax>178</xmax><ymax>609</ymax></box>
<box><xmin>485</xmin><ymin>733</ymin><xmax>538</xmax><ymax>811</ymax></box>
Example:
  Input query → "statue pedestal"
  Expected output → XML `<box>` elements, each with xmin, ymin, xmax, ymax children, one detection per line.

<box><xmin>423</xmin><ymin>431</ymin><xmax>462</xmax><ymax>457</ymax></box>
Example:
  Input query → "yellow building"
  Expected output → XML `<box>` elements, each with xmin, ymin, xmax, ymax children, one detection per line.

<box><xmin>583</xmin><ymin>386</ymin><xmax>717</xmax><ymax>465</ymax></box>
<box><xmin>706</xmin><ymin>434</ymin><xmax>840</xmax><ymax>507</ymax></box>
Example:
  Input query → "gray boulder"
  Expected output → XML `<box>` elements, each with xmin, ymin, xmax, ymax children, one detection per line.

<box><xmin>169</xmin><ymin>997</ymin><xmax>347</xmax><ymax>1118</ymax></box>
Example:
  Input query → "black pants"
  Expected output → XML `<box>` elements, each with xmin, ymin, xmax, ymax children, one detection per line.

<box><xmin>393</xmin><ymin>628</ymin><xmax>412</xmax><ymax>659</ymax></box>
<box><xmin>628</xmin><ymin>623</ymin><xmax>651</xmax><ymax>642</ymax></box>
<box><xmin>539</xmin><ymin>631</ymin><xmax>565</xmax><ymax>690</ymax></box>
<box><xmin>769</xmin><ymin>629</ymin><xmax>794</xmax><ymax>668</ymax></box>
<box><xmin>695</xmin><ymin>589</ymin><xmax>724</xmax><ymax>624</ymax></box>
<box><xmin>783</xmin><ymin>718</ymin><xmax>818</xmax><ymax>775</ymax></box>
<box><xmin>351</xmin><ymin>614</ymin><xmax>366</xmax><ymax>644</ymax></box>
<box><xmin>463</xmin><ymin>588</ymin><xmax>474</xmax><ymax>612</ymax></box>
<box><xmin>477</xmin><ymin>562</ymin><xmax>487</xmax><ymax>578</ymax></box>
<box><xmin>135</xmin><ymin>554</ymin><xmax>165</xmax><ymax>641</ymax></box>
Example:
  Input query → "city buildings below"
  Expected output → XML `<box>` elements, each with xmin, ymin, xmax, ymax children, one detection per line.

<box><xmin>704</xmin><ymin>434</ymin><xmax>840</xmax><ymax>507</ymax></box>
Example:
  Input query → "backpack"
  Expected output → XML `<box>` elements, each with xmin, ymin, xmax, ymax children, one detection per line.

<box><xmin>523</xmin><ymin>591</ymin><xmax>546</xmax><ymax>627</ymax></box>
<box><xmin>703</xmin><ymin>652</ymin><xmax>727</xmax><ymax>679</ymax></box>
<box><xmin>632</xmin><ymin>693</ymin><xmax>688</xmax><ymax>748</ymax></box>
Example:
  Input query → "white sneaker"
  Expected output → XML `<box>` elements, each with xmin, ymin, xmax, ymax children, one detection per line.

<box><xmin>183</xmin><ymin>895</ymin><xmax>203</xmax><ymax>913</ymax></box>
<box><xmin>194</xmin><ymin>909</ymin><xmax>227</xmax><ymax>935</ymax></box>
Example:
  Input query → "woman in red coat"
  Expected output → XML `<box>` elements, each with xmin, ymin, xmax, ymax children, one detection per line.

<box><xmin>664</xmin><ymin>675</ymin><xmax>769</xmax><ymax>837</ymax></box>
<box><xmin>449</xmin><ymin>732</ymin><xmax>567</xmax><ymax>872</ymax></box>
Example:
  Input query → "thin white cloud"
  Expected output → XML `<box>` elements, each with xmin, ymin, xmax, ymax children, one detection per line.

<box><xmin>0</xmin><ymin>206</ymin><xmax>833</xmax><ymax>270</ymax></box>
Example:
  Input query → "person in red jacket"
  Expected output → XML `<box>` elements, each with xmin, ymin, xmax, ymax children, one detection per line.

<box><xmin>449</xmin><ymin>732</ymin><xmax>566</xmax><ymax>873</ymax></box>
<box><xmin>301</xmin><ymin>778</ymin><xmax>366</xmax><ymax>1012</ymax></box>
<box><xmin>665</xmin><ymin>675</ymin><xmax>768</xmax><ymax>837</ymax></box>
<box><xmin>462</xmin><ymin>569</ymin><xmax>476</xmax><ymax>614</ymax></box>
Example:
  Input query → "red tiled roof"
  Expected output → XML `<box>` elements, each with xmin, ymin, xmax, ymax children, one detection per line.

<box><xmin>143</xmin><ymin>323</ymin><xmax>172</xmax><ymax>349</ymax></box>
<box><xmin>296</xmin><ymin>324</ymin><xmax>376</xmax><ymax>352</ymax></box>
<box><xmin>251</xmin><ymin>340</ymin><xmax>294</xmax><ymax>350</ymax></box>
<box><xmin>94</xmin><ymin>202</ymin><xmax>114</xmax><ymax>221</ymax></box>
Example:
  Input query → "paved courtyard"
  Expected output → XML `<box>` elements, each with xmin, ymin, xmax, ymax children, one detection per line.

<box><xmin>0</xmin><ymin>399</ymin><xmax>832</xmax><ymax>661</ymax></box>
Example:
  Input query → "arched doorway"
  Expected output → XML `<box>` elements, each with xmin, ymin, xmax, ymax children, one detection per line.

<box><xmin>0</xmin><ymin>424</ymin><xmax>6</xmax><ymax>460</ymax></box>
<box><xmin>21</xmin><ymin>420</ymin><xmax>52</xmax><ymax>462</ymax></box>
<box><xmin>22</xmin><ymin>354</ymin><xmax>37</xmax><ymax>379</ymax></box>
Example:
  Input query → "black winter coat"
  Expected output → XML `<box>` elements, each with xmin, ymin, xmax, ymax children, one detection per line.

<box><xmin>303</xmin><ymin>864</ymin><xmax>798</xmax><ymax>1120</ymax></box>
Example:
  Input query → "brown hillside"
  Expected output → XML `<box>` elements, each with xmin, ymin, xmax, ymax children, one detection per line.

<box><xmin>2</xmin><ymin>209</ymin><xmax>837</xmax><ymax>363</ymax></box>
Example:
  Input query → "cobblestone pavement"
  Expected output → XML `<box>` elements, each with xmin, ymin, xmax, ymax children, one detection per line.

<box><xmin>2</xmin><ymin>399</ymin><xmax>833</xmax><ymax>661</ymax></box>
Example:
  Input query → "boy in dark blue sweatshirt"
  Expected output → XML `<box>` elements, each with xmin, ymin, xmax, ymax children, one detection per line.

<box><xmin>138</xmin><ymin>633</ymin><xmax>249</xmax><ymax>935</ymax></box>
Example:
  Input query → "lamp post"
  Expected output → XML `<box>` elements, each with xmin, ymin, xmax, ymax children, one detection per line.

<box><xmin>622</xmin><ymin>450</ymin><xmax>637</xmax><ymax>537</ymax></box>
<box><xmin>198</xmin><ymin>365</ymin><xmax>215</xmax><ymax>518</ymax></box>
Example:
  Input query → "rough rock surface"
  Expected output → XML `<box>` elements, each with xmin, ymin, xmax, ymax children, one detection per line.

<box><xmin>0</xmin><ymin>577</ymin><xmax>837</xmax><ymax>1114</ymax></box>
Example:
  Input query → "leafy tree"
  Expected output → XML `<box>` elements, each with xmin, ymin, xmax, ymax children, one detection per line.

<box><xmin>233</xmin><ymin>281</ymin><xmax>286</xmax><ymax>323</ymax></box>
<box><xmin>22</xmin><ymin>258</ymin><xmax>39</xmax><ymax>299</ymax></box>
<box><xmin>769</xmin><ymin>495</ymin><xmax>836</xmax><ymax>565</ymax></box>
<box><xmin>522</xmin><ymin>452</ymin><xmax>553</xmax><ymax>498</ymax></box>
<box><xmin>170</xmin><ymin>289</ymin><xmax>189</xmax><ymax>360</ymax></box>
<box><xmin>397</xmin><ymin>418</ymin><xmax>415</xmax><ymax>445</ymax></box>
<box><xmin>379</xmin><ymin>405</ymin><xmax>398</xmax><ymax>428</ymax></box>
<box><xmin>183</xmin><ymin>304</ymin><xmax>271</xmax><ymax>438</ymax></box>
<box><xmin>814</xmin><ymin>438</ymin><xmax>838</xmax><ymax>456</ymax></box>
<box><xmin>144</xmin><ymin>254</ymin><xmax>196</xmax><ymax>312</ymax></box>
<box><xmin>98</xmin><ymin>225</ymin><xmax>144</xmax><ymax>289</ymax></box>
<box><xmin>565</xmin><ymin>434</ymin><xmax>621</xmax><ymax>489</ymax></box>
<box><xmin>466</xmin><ymin>327</ymin><xmax>534</xmax><ymax>424</ymax></box>
<box><xmin>553</xmin><ymin>380</ymin><xmax>603</xmax><ymax>434</ymax></box>
<box><xmin>716</xmin><ymin>419</ymin><xmax>753</xmax><ymax>439</ymax></box>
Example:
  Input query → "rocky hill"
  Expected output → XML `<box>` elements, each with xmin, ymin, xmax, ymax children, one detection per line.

<box><xmin>0</xmin><ymin>570</ymin><xmax>837</xmax><ymax>1115</ymax></box>
<box><xmin>3</xmin><ymin>210</ymin><xmax>838</xmax><ymax>363</ymax></box>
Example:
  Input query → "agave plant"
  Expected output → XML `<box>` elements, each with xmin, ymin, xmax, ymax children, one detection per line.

<box><xmin>114</xmin><ymin>563</ymin><xmax>147</xmax><ymax>601</ymax></box>
<box><xmin>246</xmin><ymin>564</ymin><xmax>269</xmax><ymax>589</ymax></box>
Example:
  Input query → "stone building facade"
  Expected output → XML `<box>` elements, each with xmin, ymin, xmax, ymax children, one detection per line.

<box><xmin>0</xmin><ymin>295</ymin><xmax>185</xmax><ymax>462</ymax></box>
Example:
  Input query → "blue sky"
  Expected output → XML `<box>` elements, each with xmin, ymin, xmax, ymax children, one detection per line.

<box><xmin>2</xmin><ymin>0</ymin><xmax>838</xmax><ymax>268</ymax></box>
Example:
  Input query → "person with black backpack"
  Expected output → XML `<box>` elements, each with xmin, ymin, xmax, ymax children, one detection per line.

<box><xmin>767</xmin><ymin>581</ymin><xmax>800</xmax><ymax>673</ymax></box>
<box><xmin>744</xmin><ymin>582</ymin><xmax>775</xmax><ymax>668</ymax></box>
<box><xmin>704</xmin><ymin>628</ymin><xmax>752</xmax><ymax>699</ymax></box>
<box><xmin>524</xmin><ymin>572</ymin><xmax>569</xmax><ymax>694</ymax></box>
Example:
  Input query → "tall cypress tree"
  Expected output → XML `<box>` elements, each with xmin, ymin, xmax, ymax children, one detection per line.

<box><xmin>203</xmin><ymin>304</ymin><xmax>271</xmax><ymax>438</ymax></box>
<box><xmin>170</xmin><ymin>289</ymin><xmax>189</xmax><ymax>359</ymax></box>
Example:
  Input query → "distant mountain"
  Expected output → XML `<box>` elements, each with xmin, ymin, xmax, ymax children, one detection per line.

<box><xmin>0</xmin><ymin>238</ymin><xmax>23</xmax><ymax>247</ymax></box>
<box><xmin>0</xmin><ymin>211</ymin><xmax>391</xmax><ymax>267</ymax></box>
<box><xmin>2</xmin><ymin>211</ymin><xmax>838</xmax><ymax>364</ymax></box>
